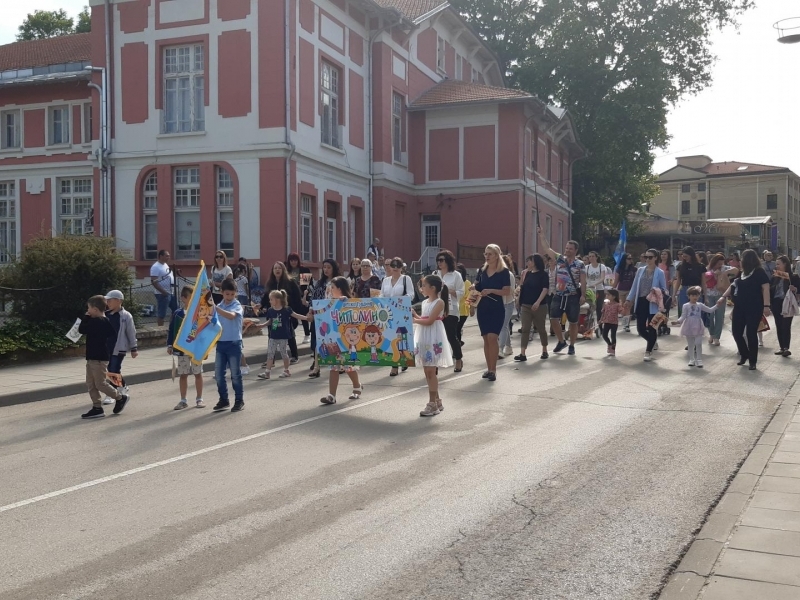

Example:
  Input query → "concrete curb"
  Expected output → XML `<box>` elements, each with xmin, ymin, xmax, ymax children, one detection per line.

<box><xmin>0</xmin><ymin>346</ymin><xmax>314</xmax><ymax>408</ymax></box>
<box><xmin>658</xmin><ymin>379</ymin><xmax>800</xmax><ymax>600</ymax></box>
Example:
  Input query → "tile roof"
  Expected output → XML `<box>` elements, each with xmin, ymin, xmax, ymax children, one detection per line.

<box><xmin>372</xmin><ymin>0</ymin><xmax>448</xmax><ymax>21</ymax></box>
<box><xmin>409</xmin><ymin>79</ymin><xmax>532</xmax><ymax>109</ymax></box>
<box><xmin>0</xmin><ymin>33</ymin><xmax>91</xmax><ymax>72</ymax></box>
<box><xmin>702</xmin><ymin>161</ymin><xmax>788</xmax><ymax>176</ymax></box>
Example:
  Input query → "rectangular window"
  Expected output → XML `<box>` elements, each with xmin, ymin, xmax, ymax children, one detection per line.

<box><xmin>767</xmin><ymin>194</ymin><xmax>778</xmax><ymax>210</ymax></box>
<box><xmin>163</xmin><ymin>45</ymin><xmax>205</xmax><ymax>134</ymax></box>
<box><xmin>681</xmin><ymin>200</ymin><xmax>690</xmax><ymax>215</ymax></box>
<box><xmin>58</xmin><ymin>178</ymin><xmax>92</xmax><ymax>234</ymax></box>
<box><xmin>217</xmin><ymin>167</ymin><xmax>234</xmax><ymax>255</ymax></box>
<box><xmin>698</xmin><ymin>198</ymin><xmax>706</xmax><ymax>214</ymax></box>
<box><xmin>1</xmin><ymin>110</ymin><xmax>20</xmax><ymax>150</ymax></box>
<box><xmin>174</xmin><ymin>167</ymin><xmax>200</xmax><ymax>259</ymax></box>
<box><xmin>49</xmin><ymin>105</ymin><xmax>70</xmax><ymax>145</ymax></box>
<box><xmin>321</xmin><ymin>61</ymin><xmax>341</xmax><ymax>148</ymax></box>
<box><xmin>83</xmin><ymin>103</ymin><xmax>92</xmax><ymax>144</ymax></box>
<box><xmin>681</xmin><ymin>184</ymin><xmax>690</xmax><ymax>193</ymax></box>
<box><xmin>143</xmin><ymin>172</ymin><xmax>158</xmax><ymax>260</ymax></box>
<box><xmin>436</xmin><ymin>36</ymin><xmax>445</xmax><ymax>72</ymax></box>
<box><xmin>0</xmin><ymin>182</ymin><xmax>16</xmax><ymax>263</ymax></box>
<box><xmin>697</xmin><ymin>182</ymin><xmax>706</xmax><ymax>192</ymax></box>
<box><xmin>300</xmin><ymin>194</ymin><xmax>313</xmax><ymax>263</ymax></box>
<box><xmin>455</xmin><ymin>54</ymin><xmax>463</xmax><ymax>80</ymax></box>
<box><xmin>392</xmin><ymin>92</ymin><xmax>403</xmax><ymax>163</ymax></box>
<box><xmin>546</xmin><ymin>140</ymin><xmax>552</xmax><ymax>181</ymax></box>
<box><xmin>326</xmin><ymin>217</ymin><xmax>336</xmax><ymax>260</ymax></box>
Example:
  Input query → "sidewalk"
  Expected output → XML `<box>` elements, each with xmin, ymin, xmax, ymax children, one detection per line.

<box><xmin>660</xmin><ymin>380</ymin><xmax>800</xmax><ymax>600</ymax></box>
<box><xmin>0</xmin><ymin>331</ymin><xmax>312</xmax><ymax>407</ymax></box>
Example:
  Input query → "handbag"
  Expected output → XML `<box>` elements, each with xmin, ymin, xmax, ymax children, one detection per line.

<box><xmin>758</xmin><ymin>316</ymin><xmax>771</xmax><ymax>332</ymax></box>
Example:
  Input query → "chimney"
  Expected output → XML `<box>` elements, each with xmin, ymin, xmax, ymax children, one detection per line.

<box><xmin>676</xmin><ymin>155</ymin><xmax>713</xmax><ymax>170</ymax></box>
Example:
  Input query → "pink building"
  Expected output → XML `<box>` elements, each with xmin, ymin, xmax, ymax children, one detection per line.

<box><xmin>0</xmin><ymin>0</ymin><xmax>584</xmax><ymax>276</ymax></box>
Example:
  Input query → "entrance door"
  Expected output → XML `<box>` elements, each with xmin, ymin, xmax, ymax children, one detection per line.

<box><xmin>421</xmin><ymin>215</ymin><xmax>440</xmax><ymax>254</ymax></box>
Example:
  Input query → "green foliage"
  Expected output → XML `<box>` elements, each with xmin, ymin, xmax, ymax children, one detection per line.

<box><xmin>17</xmin><ymin>9</ymin><xmax>75</xmax><ymax>41</ymax></box>
<box><xmin>451</xmin><ymin>0</ymin><xmax>754</xmax><ymax>236</ymax></box>
<box><xmin>75</xmin><ymin>7</ymin><xmax>92</xmax><ymax>34</ymax></box>
<box><xmin>0</xmin><ymin>234</ymin><xmax>133</xmax><ymax>323</ymax></box>
<box><xmin>0</xmin><ymin>319</ymin><xmax>80</xmax><ymax>357</ymax></box>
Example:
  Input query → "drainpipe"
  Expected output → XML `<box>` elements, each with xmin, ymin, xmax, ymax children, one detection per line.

<box><xmin>85</xmin><ymin>66</ymin><xmax>107</xmax><ymax>236</ymax></box>
<box><xmin>367</xmin><ymin>10</ymin><xmax>402</xmax><ymax>247</ymax></box>
<box><xmin>284</xmin><ymin>0</ymin><xmax>296</xmax><ymax>256</ymax></box>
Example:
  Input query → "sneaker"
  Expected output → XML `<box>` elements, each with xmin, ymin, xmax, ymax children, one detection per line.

<box><xmin>302</xmin><ymin>335</ymin><xmax>310</xmax><ymax>344</ymax></box>
<box><xmin>784</xmin><ymin>350</ymin><xmax>792</xmax><ymax>357</ymax></box>
<box><xmin>419</xmin><ymin>402</ymin><xmax>440</xmax><ymax>417</ymax></box>
<box><xmin>775</xmin><ymin>349</ymin><xmax>785</xmax><ymax>355</ymax></box>
<box><xmin>279</xmin><ymin>370</ymin><xmax>291</xmax><ymax>378</ymax></box>
<box><xmin>758</xmin><ymin>340</ymin><xmax>764</xmax><ymax>347</ymax></box>
<box><xmin>610</xmin><ymin>347</ymin><xmax>616</xmax><ymax>357</ymax></box>
<box><xmin>257</xmin><ymin>371</ymin><xmax>271</xmax><ymax>380</ymax></box>
<box><xmin>696</xmin><ymin>360</ymin><xmax>704</xmax><ymax>368</ymax></box>
<box><xmin>554</xmin><ymin>341</ymin><xmax>568</xmax><ymax>353</ymax></box>
<box><xmin>688</xmin><ymin>359</ymin><xmax>695</xmax><ymax>367</ymax></box>
<box><xmin>606</xmin><ymin>345</ymin><xmax>612</xmax><ymax>355</ymax></box>
<box><xmin>240</xmin><ymin>366</ymin><xmax>250</xmax><ymax>375</ymax></box>
<box><xmin>195</xmin><ymin>398</ymin><xmax>206</xmax><ymax>408</ymax></box>
<box><xmin>623</xmin><ymin>326</ymin><xmax>630</xmax><ymax>332</ymax></box>
<box><xmin>513</xmin><ymin>354</ymin><xmax>527</xmax><ymax>362</ymax></box>
<box><xmin>174</xmin><ymin>400</ymin><xmax>189</xmax><ymax>410</ymax></box>
<box><xmin>81</xmin><ymin>406</ymin><xmax>105</xmax><ymax>419</ymax></box>
<box><xmin>487</xmin><ymin>372</ymin><xmax>496</xmax><ymax>381</ymax></box>
<box><xmin>504</xmin><ymin>345</ymin><xmax>513</xmax><ymax>356</ymax></box>
<box><xmin>643</xmin><ymin>352</ymin><xmax>652</xmax><ymax>362</ymax></box>
<box><xmin>482</xmin><ymin>371</ymin><xmax>490</xmax><ymax>378</ymax></box>
<box><xmin>112</xmin><ymin>394</ymin><xmax>129</xmax><ymax>415</ymax></box>
<box><xmin>102</xmin><ymin>396</ymin><xmax>115</xmax><ymax>405</ymax></box>
<box><xmin>540</xmin><ymin>351</ymin><xmax>549</xmax><ymax>359</ymax></box>
<box><xmin>213</xmin><ymin>400</ymin><xmax>231</xmax><ymax>412</ymax></box>
<box><xmin>568</xmin><ymin>345</ymin><xmax>575</xmax><ymax>356</ymax></box>
<box><xmin>290</xmin><ymin>357</ymin><xmax>299</xmax><ymax>365</ymax></box>
<box><xmin>437</xmin><ymin>399</ymin><xmax>444</xmax><ymax>412</ymax></box>
<box><xmin>231</xmin><ymin>401</ymin><xmax>245</xmax><ymax>412</ymax></box>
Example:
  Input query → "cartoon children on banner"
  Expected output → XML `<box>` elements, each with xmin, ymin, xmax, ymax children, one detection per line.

<box><xmin>311</xmin><ymin>297</ymin><xmax>416</xmax><ymax>368</ymax></box>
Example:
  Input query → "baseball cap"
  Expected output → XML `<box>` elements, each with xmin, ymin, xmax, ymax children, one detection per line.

<box><xmin>104</xmin><ymin>290</ymin><xmax>124</xmax><ymax>300</ymax></box>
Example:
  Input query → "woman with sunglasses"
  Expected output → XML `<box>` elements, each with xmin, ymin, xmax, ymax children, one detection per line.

<box><xmin>613</xmin><ymin>252</ymin><xmax>637</xmax><ymax>332</ymax></box>
<box><xmin>353</xmin><ymin>260</ymin><xmax>382</xmax><ymax>298</ymax></box>
<box><xmin>433</xmin><ymin>250</ymin><xmax>465</xmax><ymax>372</ymax></box>
<box><xmin>210</xmin><ymin>250</ymin><xmax>234</xmax><ymax>305</ymax></box>
<box><xmin>673</xmin><ymin>246</ymin><xmax>707</xmax><ymax>318</ymax></box>
<box><xmin>380</xmin><ymin>257</ymin><xmax>415</xmax><ymax>376</ymax></box>
<box><xmin>623</xmin><ymin>249</ymin><xmax>668</xmax><ymax>362</ymax></box>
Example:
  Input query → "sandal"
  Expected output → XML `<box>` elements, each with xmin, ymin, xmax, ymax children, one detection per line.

<box><xmin>308</xmin><ymin>369</ymin><xmax>321</xmax><ymax>378</ymax></box>
<box><xmin>320</xmin><ymin>394</ymin><xmax>336</xmax><ymax>405</ymax></box>
<box><xmin>349</xmin><ymin>387</ymin><xmax>363</xmax><ymax>399</ymax></box>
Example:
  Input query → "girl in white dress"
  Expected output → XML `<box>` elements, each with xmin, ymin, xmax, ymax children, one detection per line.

<box><xmin>319</xmin><ymin>277</ymin><xmax>362</xmax><ymax>405</ymax></box>
<box><xmin>413</xmin><ymin>275</ymin><xmax>454</xmax><ymax>417</ymax></box>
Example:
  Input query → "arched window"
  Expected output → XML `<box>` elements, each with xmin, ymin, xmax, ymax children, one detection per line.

<box><xmin>143</xmin><ymin>171</ymin><xmax>158</xmax><ymax>260</ymax></box>
<box><xmin>217</xmin><ymin>166</ymin><xmax>234</xmax><ymax>255</ymax></box>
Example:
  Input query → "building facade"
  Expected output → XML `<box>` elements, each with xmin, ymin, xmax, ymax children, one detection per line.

<box><xmin>652</xmin><ymin>155</ymin><xmax>800</xmax><ymax>256</ymax></box>
<box><xmin>0</xmin><ymin>0</ymin><xmax>584</xmax><ymax>277</ymax></box>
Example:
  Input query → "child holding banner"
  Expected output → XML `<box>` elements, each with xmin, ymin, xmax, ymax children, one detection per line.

<box><xmin>320</xmin><ymin>277</ymin><xmax>363</xmax><ymax>405</ymax></box>
<box><xmin>413</xmin><ymin>275</ymin><xmax>453</xmax><ymax>417</ymax></box>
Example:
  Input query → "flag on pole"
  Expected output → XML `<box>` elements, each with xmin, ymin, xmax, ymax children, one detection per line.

<box><xmin>613</xmin><ymin>220</ymin><xmax>627</xmax><ymax>267</ymax></box>
<box><xmin>172</xmin><ymin>261</ymin><xmax>222</xmax><ymax>364</ymax></box>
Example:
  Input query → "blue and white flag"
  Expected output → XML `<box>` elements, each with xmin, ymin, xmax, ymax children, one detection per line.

<box><xmin>173</xmin><ymin>261</ymin><xmax>222</xmax><ymax>364</ymax></box>
<box><xmin>613</xmin><ymin>220</ymin><xmax>627</xmax><ymax>267</ymax></box>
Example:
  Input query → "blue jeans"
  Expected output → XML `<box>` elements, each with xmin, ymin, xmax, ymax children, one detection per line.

<box><xmin>156</xmin><ymin>293</ymin><xmax>172</xmax><ymax>320</ymax></box>
<box><xmin>215</xmin><ymin>340</ymin><xmax>243</xmax><ymax>402</ymax></box>
<box><xmin>706</xmin><ymin>295</ymin><xmax>725</xmax><ymax>339</ymax></box>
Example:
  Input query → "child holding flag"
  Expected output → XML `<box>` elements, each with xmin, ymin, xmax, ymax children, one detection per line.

<box><xmin>214</xmin><ymin>279</ymin><xmax>245</xmax><ymax>412</ymax></box>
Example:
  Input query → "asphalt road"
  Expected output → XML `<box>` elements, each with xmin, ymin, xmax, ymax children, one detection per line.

<box><xmin>0</xmin><ymin>323</ymin><xmax>793</xmax><ymax>600</ymax></box>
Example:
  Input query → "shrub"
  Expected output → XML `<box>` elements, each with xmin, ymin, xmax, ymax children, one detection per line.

<box><xmin>0</xmin><ymin>319</ymin><xmax>81</xmax><ymax>357</ymax></box>
<box><xmin>0</xmin><ymin>234</ymin><xmax>133</xmax><ymax>322</ymax></box>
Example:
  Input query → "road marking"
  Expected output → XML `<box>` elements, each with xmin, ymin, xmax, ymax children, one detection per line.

<box><xmin>0</xmin><ymin>366</ymin><xmax>495</xmax><ymax>513</ymax></box>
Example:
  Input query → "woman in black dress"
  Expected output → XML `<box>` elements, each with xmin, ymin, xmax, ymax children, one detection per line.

<box><xmin>720</xmin><ymin>249</ymin><xmax>770</xmax><ymax>370</ymax></box>
<box><xmin>769</xmin><ymin>255</ymin><xmax>800</xmax><ymax>357</ymax></box>
<box><xmin>673</xmin><ymin>246</ymin><xmax>707</xmax><ymax>317</ymax></box>
<box><xmin>474</xmin><ymin>244</ymin><xmax>511</xmax><ymax>381</ymax></box>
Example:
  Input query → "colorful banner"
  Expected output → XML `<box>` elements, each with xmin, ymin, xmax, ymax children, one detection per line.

<box><xmin>172</xmin><ymin>261</ymin><xmax>223</xmax><ymax>364</ymax></box>
<box><xmin>311</xmin><ymin>297</ymin><xmax>416</xmax><ymax>367</ymax></box>
<box><xmin>613</xmin><ymin>220</ymin><xmax>627</xmax><ymax>267</ymax></box>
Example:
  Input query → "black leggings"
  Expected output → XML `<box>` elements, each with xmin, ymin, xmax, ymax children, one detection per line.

<box><xmin>772</xmin><ymin>299</ymin><xmax>793</xmax><ymax>350</ymax></box>
<box><xmin>601</xmin><ymin>323</ymin><xmax>617</xmax><ymax>347</ymax></box>
<box><xmin>443</xmin><ymin>315</ymin><xmax>463</xmax><ymax>360</ymax></box>
<box><xmin>457</xmin><ymin>316</ymin><xmax>468</xmax><ymax>342</ymax></box>
<box><xmin>635</xmin><ymin>300</ymin><xmax>658</xmax><ymax>352</ymax></box>
<box><xmin>732</xmin><ymin>309</ymin><xmax>761</xmax><ymax>366</ymax></box>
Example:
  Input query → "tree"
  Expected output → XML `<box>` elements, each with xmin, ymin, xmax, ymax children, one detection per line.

<box><xmin>75</xmin><ymin>7</ymin><xmax>92</xmax><ymax>34</ymax></box>
<box><xmin>452</xmin><ymin>0</ymin><xmax>753</xmax><ymax>237</ymax></box>
<box><xmin>16</xmin><ymin>9</ymin><xmax>75</xmax><ymax>41</ymax></box>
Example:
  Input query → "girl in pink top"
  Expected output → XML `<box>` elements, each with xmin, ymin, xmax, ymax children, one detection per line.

<box><xmin>600</xmin><ymin>289</ymin><xmax>624</xmax><ymax>356</ymax></box>
<box><xmin>672</xmin><ymin>286</ymin><xmax>724</xmax><ymax>368</ymax></box>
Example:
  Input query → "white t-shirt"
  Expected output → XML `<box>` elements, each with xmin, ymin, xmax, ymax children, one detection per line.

<box><xmin>150</xmin><ymin>261</ymin><xmax>174</xmax><ymax>294</ymax></box>
<box><xmin>504</xmin><ymin>273</ymin><xmax>517</xmax><ymax>305</ymax></box>
<box><xmin>435</xmin><ymin>270</ymin><xmax>465</xmax><ymax>315</ymax></box>
<box><xmin>380</xmin><ymin>274</ymin><xmax>414</xmax><ymax>299</ymax></box>
<box><xmin>586</xmin><ymin>263</ymin><xmax>610</xmax><ymax>291</ymax></box>
<box><xmin>211</xmin><ymin>265</ymin><xmax>233</xmax><ymax>292</ymax></box>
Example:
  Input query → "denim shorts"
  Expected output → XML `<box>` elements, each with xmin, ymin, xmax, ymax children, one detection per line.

<box><xmin>156</xmin><ymin>293</ymin><xmax>171</xmax><ymax>319</ymax></box>
<box><xmin>549</xmin><ymin>294</ymin><xmax>581</xmax><ymax>324</ymax></box>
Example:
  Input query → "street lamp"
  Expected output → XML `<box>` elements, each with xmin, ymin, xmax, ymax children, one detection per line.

<box><xmin>774</xmin><ymin>17</ymin><xmax>800</xmax><ymax>44</ymax></box>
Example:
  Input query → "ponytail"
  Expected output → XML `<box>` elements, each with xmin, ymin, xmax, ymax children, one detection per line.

<box><xmin>440</xmin><ymin>283</ymin><xmax>450</xmax><ymax>317</ymax></box>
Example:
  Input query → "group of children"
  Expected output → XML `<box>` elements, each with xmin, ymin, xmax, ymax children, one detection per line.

<box><xmin>597</xmin><ymin>285</ymin><xmax>725</xmax><ymax>367</ymax></box>
<box><xmin>80</xmin><ymin>273</ymin><xmax>455</xmax><ymax>420</ymax></box>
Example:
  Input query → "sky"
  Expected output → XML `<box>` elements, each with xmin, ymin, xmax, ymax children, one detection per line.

<box><xmin>1</xmin><ymin>1</ymin><xmax>799</xmax><ymax>177</ymax></box>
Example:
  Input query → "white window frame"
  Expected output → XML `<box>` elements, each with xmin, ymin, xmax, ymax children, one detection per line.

<box><xmin>326</xmin><ymin>216</ymin><xmax>337</xmax><ymax>260</ymax></box>
<box><xmin>321</xmin><ymin>61</ymin><xmax>341</xmax><ymax>148</ymax></box>
<box><xmin>436</xmin><ymin>36</ymin><xmax>445</xmax><ymax>73</ymax></box>
<box><xmin>143</xmin><ymin>172</ymin><xmax>158</xmax><ymax>260</ymax></box>
<box><xmin>82</xmin><ymin>103</ymin><xmax>93</xmax><ymax>145</ymax></box>
<box><xmin>471</xmin><ymin>67</ymin><xmax>479</xmax><ymax>83</ymax></box>
<box><xmin>174</xmin><ymin>167</ymin><xmax>201</xmax><ymax>259</ymax></box>
<box><xmin>48</xmin><ymin>105</ymin><xmax>70</xmax><ymax>146</ymax></box>
<box><xmin>1</xmin><ymin>110</ymin><xmax>21</xmax><ymax>150</ymax></box>
<box><xmin>455</xmin><ymin>54</ymin><xmax>463</xmax><ymax>80</ymax></box>
<box><xmin>58</xmin><ymin>177</ymin><xmax>93</xmax><ymax>235</ymax></box>
<box><xmin>217</xmin><ymin>166</ymin><xmax>234</xmax><ymax>256</ymax></box>
<box><xmin>163</xmin><ymin>44</ymin><xmax>205</xmax><ymax>134</ymax></box>
<box><xmin>300</xmin><ymin>194</ymin><xmax>313</xmax><ymax>263</ymax></box>
<box><xmin>392</xmin><ymin>92</ymin><xmax>403</xmax><ymax>163</ymax></box>
<box><xmin>0</xmin><ymin>181</ymin><xmax>17</xmax><ymax>263</ymax></box>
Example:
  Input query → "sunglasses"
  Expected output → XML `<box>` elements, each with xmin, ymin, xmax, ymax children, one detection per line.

<box><xmin>646</xmin><ymin>255</ymin><xmax>657</xmax><ymax>259</ymax></box>
<box><xmin>361</xmin><ymin>264</ymin><xmax>371</xmax><ymax>267</ymax></box>
<box><xmin>436</xmin><ymin>258</ymin><xmax>445</xmax><ymax>262</ymax></box>
<box><xmin>215</xmin><ymin>255</ymin><xmax>224</xmax><ymax>258</ymax></box>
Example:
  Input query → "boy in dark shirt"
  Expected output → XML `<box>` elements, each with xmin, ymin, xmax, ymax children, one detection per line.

<box><xmin>78</xmin><ymin>295</ymin><xmax>130</xmax><ymax>419</ymax></box>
